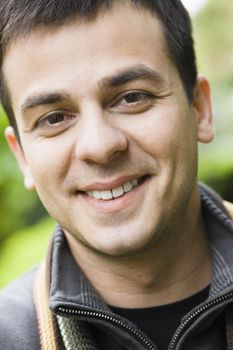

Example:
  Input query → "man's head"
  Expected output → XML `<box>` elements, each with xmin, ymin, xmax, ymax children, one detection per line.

<box><xmin>0</xmin><ymin>0</ymin><xmax>197</xmax><ymax>138</ymax></box>
<box><xmin>1</xmin><ymin>0</ymin><xmax>214</xmax><ymax>257</ymax></box>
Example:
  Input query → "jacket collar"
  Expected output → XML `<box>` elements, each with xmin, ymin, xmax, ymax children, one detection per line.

<box><xmin>200</xmin><ymin>184</ymin><xmax>233</xmax><ymax>297</ymax></box>
<box><xmin>49</xmin><ymin>185</ymin><xmax>233</xmax><ymax>313</ymax></box>
<box><xmin>49</xmin><ymin>226</ymin><xmax>109</xmax><ymax>313</ymax></box>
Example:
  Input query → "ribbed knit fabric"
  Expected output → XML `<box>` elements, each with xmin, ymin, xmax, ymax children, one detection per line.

<box><xmin>57</xmin><ymin>316</ymin><xmax>98</xmax><ymax>350</ymax></box>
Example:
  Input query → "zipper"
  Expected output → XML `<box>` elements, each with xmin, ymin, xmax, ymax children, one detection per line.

<box><xmin>57</xmin><ymin>291</ymin><xmax>233</xmax><ymax>350</ymax></box>
<box><xmin>169</xmin><ymin>291</ymin><xmax>233</xmax><ymax>350</ymax></box>
<box><xmin>58</xmin><ymin>306</ymin><xmax>156</xmax><ymax>350</ymax></box>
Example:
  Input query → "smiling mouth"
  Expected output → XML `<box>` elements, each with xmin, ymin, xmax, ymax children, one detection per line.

<box><xmin>80</xmin><ymin>176</ymin><xmax>149</xmax><ymax>201</ymax></box>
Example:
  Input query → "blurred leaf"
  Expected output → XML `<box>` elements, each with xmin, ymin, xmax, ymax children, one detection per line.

<box><xmin>0</xmin><ymin>107</ymin><xmax>47</xmax><ymax>241</ymax></box>
<box><xmin>0</xmin><ymin>217</ymin><xmax>54</xmax><ymax>287</ymax></box>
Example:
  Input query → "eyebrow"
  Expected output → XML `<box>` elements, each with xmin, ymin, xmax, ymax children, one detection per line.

<box><xmin>21</xmin><ymin>93</ymin><xmax>68</xmax><ymax>113</ymax></box>
<box><xmin>21</xmin><ymin>64</ymin><xmax>166</xmax><ymax>113</ymax></box>
<box><xmin>100</xmin><ymin>64</ymin><xmax>166</xmax><ymax>89</ymax></box>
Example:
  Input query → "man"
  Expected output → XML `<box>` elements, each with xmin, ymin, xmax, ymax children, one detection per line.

<box><xmin>0</xmin><ymin>0</ymin><xmax>232</xmax><ymax>349</ymax></box>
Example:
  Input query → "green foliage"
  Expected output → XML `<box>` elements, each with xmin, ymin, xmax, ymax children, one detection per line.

<box><xmin>194</xmin><ymin>1</ymin><xmax>233</xmax><ymax>200</ymax></box>
<box><xmin>199</xmin><ymin>140</ymin><xmax>233</xmax><ymax>201</ymax></box>
<box><xmin>0</xmin><ymin>107</ymin><xmax>46</xmax><ymax>241</ymax></box>
<box><xmin>0</xmin><ymin>217</ymin><xmax>54</xmax><ymax>287</ymax></box>
<box><xmin>194</xmin><ymin>0</ymin><xmax>233</xmax><ymax>85</ymax></box>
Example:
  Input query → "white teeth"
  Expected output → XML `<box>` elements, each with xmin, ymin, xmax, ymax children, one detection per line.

<box><xmin>93</xmin><ymin>191</ymin><xmax>101</xmax><ymax>199</ymax></box>
<box><xmin>87</xmin><ymin>178</ymin><xmax>140</xmax><ymax>200</ymax></box>
<box><xmin>101</xmin><ymin>190</ymin><xmax>112</xmax><ymax>200</ymax></box>
<box><xmin>123</xmin><ymin>181</ymin><xmax>133</xmax><ymax>193</ymax></box>
<box><xmin>112</xmin><ymin>186</ymin><xmax>124</xmax><ymax>198</ymax></box>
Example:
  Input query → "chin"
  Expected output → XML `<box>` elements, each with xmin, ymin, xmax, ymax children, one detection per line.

<box><xmin>89</xmin><ymin>232</ymin><xmax>156</xmax><ymax>258</ymax></box>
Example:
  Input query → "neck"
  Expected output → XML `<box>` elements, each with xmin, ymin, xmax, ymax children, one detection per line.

<box><xmin>65</xmin><ymin>190</ymin><xmax>212</xmax><ymax>308</ymax></box>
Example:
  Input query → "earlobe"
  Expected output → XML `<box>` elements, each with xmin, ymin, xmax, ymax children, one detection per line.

<box><xmin>5</xmin><ymin>126</ymin><xmax>36</xmax><ymax>190</ymax></box>
<box><xmin>193</xmin><ymin>76</ymin><xmax>215</xmax><ymax>144</ymax></box>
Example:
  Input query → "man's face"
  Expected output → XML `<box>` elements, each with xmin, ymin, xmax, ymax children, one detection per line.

<box><xmin>3</xmin><ymin>3</ymin><xmax>213</xmax><ymax>256</ymax></box>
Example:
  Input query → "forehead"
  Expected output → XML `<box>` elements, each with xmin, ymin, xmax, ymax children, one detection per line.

<box><xmin>3</xmin><ymin>2</ymin><xmax>175</xmax><ymax>115</ymax></box>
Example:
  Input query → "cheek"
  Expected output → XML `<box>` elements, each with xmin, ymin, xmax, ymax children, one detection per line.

<box><xmin>127</xmin><ymin>113</ymin><xmax>182</xmax><ymax>160</ymax></box>
<box><xmin>127</xmin><ymin>108</ymin><xmax>198</xmax><ymax>177</ymax></box>
<box><xmin>22</xmin><ymin>138</ymin><xmax>71</xmax><ymax>187</ymax></box>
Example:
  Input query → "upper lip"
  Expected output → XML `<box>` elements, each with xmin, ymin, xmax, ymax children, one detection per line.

<box><xmin>78</xmin><ymin>174</ymin><xmax>145</xmax><ymax>192</ymax></box>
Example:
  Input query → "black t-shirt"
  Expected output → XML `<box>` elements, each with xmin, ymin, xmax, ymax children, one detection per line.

<box><xmin>111</xmin><ymin>286</ymin><xmax>210</xmax><ymax>350</ymax></box>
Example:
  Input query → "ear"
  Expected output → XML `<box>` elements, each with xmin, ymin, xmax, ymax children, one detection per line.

<box><xmin>5</xmin><ymin>126</ymin><xmax>36</xmax><ymax>190</ymax></box>
<box><xmin>193</xmin><ymin>76</ymin><xmax>215</xmax><ymax>144</ymax></box>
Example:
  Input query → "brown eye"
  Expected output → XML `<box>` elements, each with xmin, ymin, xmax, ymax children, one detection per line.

<box><xmin>110</xmin><ymin>90</ymin><xmax>155</xmax><ymax>115</ymax></box>
<box><xmin>124</xmin><ymin>92</ymin><xmax>151</xmax><ymax>104</ymax></box>
<box><xmin>47</xmin><ymin>113</ymin><xmax>65</xmax><ymax>124</ymax></box>
<box><xmin>123</xmin><ymin>92</ymin><xmax>152</xmax><ymax>104</ymax></box>
<box><xmin>36</xmin><ymin>111</ymin><xmax>77</xmax><ymax>137</ymax></box>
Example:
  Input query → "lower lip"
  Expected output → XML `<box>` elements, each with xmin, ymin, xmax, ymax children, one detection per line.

<box><xmin>78</xmin><ymin>177</ymin><xmax>149</xmax><ymax>213</ymax></box>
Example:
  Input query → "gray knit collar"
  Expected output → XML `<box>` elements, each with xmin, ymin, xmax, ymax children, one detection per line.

<box><xmin>49</xmin><ymin>227</ymin><xmax>109</xmax><ymax>313</ymax></box>
<box><xmin>200</xmin><ymin>184</ymin><xmax>233</xmax><ymax>296</ymax></box>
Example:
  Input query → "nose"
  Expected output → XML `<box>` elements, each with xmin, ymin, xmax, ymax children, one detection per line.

<box><xmin>75</xmin><ymin>110</ymin><xmax>128</xmax><ymax>164</ymax></box>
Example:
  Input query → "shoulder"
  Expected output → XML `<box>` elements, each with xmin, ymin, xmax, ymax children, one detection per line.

<box><xmin>0</xmin><ymin>267</ymin><xmax>40</xmax><ymax>350</ymax></box>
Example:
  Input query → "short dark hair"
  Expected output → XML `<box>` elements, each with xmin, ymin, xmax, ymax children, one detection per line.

<box><xmin>0</xmin><ymin>0</ymin><xmax>197</xmax><ymax>138</ymax></box>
